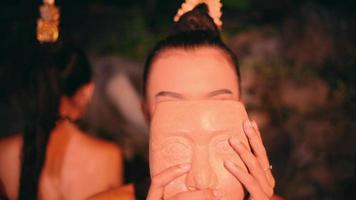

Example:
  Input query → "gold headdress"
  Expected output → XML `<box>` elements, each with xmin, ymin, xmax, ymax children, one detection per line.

<box><xmin>36</xmin><ymin>0</ymin><xmax>60</xmax><ymax>43</ymax></box>
<box><xmin>174</xmin><ymin>0</ymin><xmax>222</xmax><ymax>27</ymax></box>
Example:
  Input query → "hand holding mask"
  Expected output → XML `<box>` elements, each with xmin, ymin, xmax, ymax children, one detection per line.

<box><xmin>149</xmin><ymin>100</ymin><xmax>249</xmax><ymax>199</ymax></box>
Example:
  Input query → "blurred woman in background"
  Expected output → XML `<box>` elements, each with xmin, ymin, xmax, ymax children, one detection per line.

<box><xmin>0</xmin><ymin>41</ymin><xmax>123</xmax><ymax>200</ymax></box>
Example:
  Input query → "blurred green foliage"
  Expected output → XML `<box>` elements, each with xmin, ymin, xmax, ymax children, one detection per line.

<box><xmin>224</xmin><ymin>0</ymin><xmax>251</xmax><ymax>10</ymax></box>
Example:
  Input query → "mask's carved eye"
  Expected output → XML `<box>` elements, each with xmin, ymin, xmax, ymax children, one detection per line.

<box><xmin>161</xmin><ymin>142</ymin><xmax>191</xmax><ymax>161</ymax></box>
<box><xmin>215</xmin><ymin>140</ymin><xmax>234</xmax><ymax>155</ymax></box>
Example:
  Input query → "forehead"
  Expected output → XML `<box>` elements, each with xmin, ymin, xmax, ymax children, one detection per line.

<box><xmin>147</xmin><ymin>46</ymin><xmax>238</xmax><ymax>92</ymax></box>
<box><xmin>155</xmin><ymin>46</ymin><xmax>231</xmax><ymax>61</ymax></box>
<box><xmin>151</xmin><ymin>46</ymin><xmax>235</xmax><ymax>73</ymax></box>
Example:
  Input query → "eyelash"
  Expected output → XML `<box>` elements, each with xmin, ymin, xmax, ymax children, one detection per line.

<box><xmin>210</xmin><ymin>95</ymin><xmax>233</xmax><ymax>100</ymax></box>
<box><xmin>156</xmin><ymin>97</ymin><xmax>179</xmax><ymax>103</ymax></box>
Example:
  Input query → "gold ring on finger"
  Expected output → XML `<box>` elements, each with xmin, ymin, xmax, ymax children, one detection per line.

<box><xmin>263</xmin><ymin>165</ymin><xmax>272</xmax><ymax>172</ymax></box>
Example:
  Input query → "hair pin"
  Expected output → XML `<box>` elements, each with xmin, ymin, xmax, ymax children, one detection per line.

<box><xmin>174</xmin><ymin>0</ymin><xmax>223</xmax><ymax>27</ymax></box>
<box><xmin>36</xmin><ymin>0</ymin><xmax>60</xmax><ymax>43</ymax></box>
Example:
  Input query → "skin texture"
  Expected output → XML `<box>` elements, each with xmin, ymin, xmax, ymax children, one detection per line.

<box><xmin>0</xmin><ymin>83</ymin><xmax>123</xmax><ymax>200</ymax></box>
<box><xmin>145</xmin><ymin>47</ymin><xmax>275</xmax><ymax>199</ymax></box>
<box><xmin>150</xmin><ymin>100</ymin><xmax>249</xmax><ymax>199</ymax></box>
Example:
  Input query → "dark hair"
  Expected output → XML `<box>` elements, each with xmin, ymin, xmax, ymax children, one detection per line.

<box><xmin>142</xmin><ymin>3</ymin><xmax>240</xmax><ymax>97</ymax></box>
<box><xmin>17</xmin><ymin>42</ymin><xmax>92</xmax><ymax>200</ymax></box>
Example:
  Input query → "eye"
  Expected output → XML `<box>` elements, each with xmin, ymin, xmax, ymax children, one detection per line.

<box><xmin>215</xmin><ymin>140</ymin><xmax>234</xmax><ymax>155</ymax></box>
<box><xmin>156</xmin><ymin>96</ymin><xmax>180</xmax><ymax>103</ymax></box>
<box><xmin>161</xmin><ymin>142</ymin><xmax>191</xmax><ymax>160</ymax></box>
<box><xmin>209</xmin><ymin>93</ymin><xmax>234</xmax><ymax>100</ymax></box>
<box><xmin>210</xmin><ymin>96</ymin><xmax>234</xmax><ymax>100</ymax></box>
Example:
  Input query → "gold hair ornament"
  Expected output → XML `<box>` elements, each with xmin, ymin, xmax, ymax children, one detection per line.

<box><xmin>174</xmin><ymin>0</ymin><xmax>222</xmax><ymax>27</ymax></box>
<box><xmin>36</xmin><ymin>0</ymin><xmax>60</xmax><ymax>43</ymax></box>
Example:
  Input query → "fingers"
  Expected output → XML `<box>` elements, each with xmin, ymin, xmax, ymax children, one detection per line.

<box><xmin>147</xmin><ymin>164</ymin><xmax>222</xmax><ymax>200</ymax></box>
<box><xmin>224</xmin><ymin>160</ymin><xmax>269</xmax><ymax>200</ymax></box>
<box><xmin>243</xmin><ymin>120</ymin><xmax>270</xmax><ymax>171</ymax></box>
<box><xmin>249</xmin><ymin>120</ymin><xmax>275</xmax><ymax>188</ymax></box>
<box><xmin>147</xmin><ymin>163</ymin><xmax>191</xmax><ymax>200</ymax></box>
<box><xmin>168</xmin><ymin>189</ymin><xmax>221</xmax><ymax>200</ymax></box>
<box><xmin>228</xmin><ymin>137</ymin><xmax>273</xmax><ymax>197</ymax></box>
<box><xmin>251</xmin><ymin>120</ymin><xmax>262</xmax><ymax>139</ymax></box>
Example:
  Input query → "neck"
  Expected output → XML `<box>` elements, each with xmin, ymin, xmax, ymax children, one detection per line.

<box><xmin>59</xmin><ymin>96</ymin><xmax>81</xmax><ymax>120</ymax></box>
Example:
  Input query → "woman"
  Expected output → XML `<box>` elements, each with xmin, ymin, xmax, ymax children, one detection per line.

<box><xmin>0</xmin><ymin>42</ymin><xmax>123</xmax><ymax>200</ymax></box>
<box><xmin>91</xmin><ymin>2</ymin><xmax>277</xmax><ymax>200</ymax></box>
<box><xmin>142</xmin><ymin>4</ymin><xmax>275</xmax><ymax>199</ymax></box>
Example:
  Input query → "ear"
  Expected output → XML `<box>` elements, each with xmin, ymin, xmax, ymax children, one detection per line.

<box><xmin>72</xmin><ymin>82</ymin><xmax>95</xmax><ymax>108</ymax></box>
<box><xmin>141</xmin><ymin>101</ymin><xmax>151</xmax><ymax>124</ymax></box>
<box><xmin>82</xmin><ymin>82</ymin><xmax>95</xmax><ymax>97</ymax></box>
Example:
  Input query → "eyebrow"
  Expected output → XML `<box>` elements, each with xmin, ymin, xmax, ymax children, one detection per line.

<box><xmin>155</xmin><ymin>91</ymin><xmax>184</xmax><ymax>99</ymax></box>
<box><xmin>206</xmin><ymin>89</ymin><xmax>233</xmax><ymax>97</ymax></box>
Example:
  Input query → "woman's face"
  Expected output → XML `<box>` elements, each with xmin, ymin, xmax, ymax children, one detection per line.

<box><xmin>146</xmin><ymin>46</ymin><xmax>240</xmax><ymax>116</ymax></box>
<box><xmin>145</xmin><ymin>46</ymin><xmax>243</xmax><ymax>199</ymax></box>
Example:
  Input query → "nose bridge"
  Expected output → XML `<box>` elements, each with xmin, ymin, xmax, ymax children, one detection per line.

<box><xmin>186</xmin><ymin>145</ymin><xmax>217</xmax><ymax>189</ymax></box>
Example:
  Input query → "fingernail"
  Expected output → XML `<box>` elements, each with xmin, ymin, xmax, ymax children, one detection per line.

<box><xmin>213</xmin><ymin>189</ymin><xmax>222</xmax><ymax>198</ymax></box>
<box><xmin>248</xmin><ymin>119</ymin><xmax>253</xmax><ymax>128</ymax></box>
<box><xmin>243</xmin><ymin>120</ymin><xmax>254</xmax><ymax>136</ymax></box>
<box><xmin>179</xmin><ymin>163</ymin><xmax>191</xmax><ymax>171</ymax></box>
<box><xmin>252</xmin><ymin>120</ymin><xmax>258</xmax><ymax>129</ymax></box>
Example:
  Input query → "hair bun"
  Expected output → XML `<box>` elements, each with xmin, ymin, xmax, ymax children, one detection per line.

<box><xmin>174</xmin><ymin>3</ymin><xmax>219</xmax><ymax>36</ymax></box>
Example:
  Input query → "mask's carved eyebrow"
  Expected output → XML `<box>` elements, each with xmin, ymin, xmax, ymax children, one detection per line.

<box><xmin>206</xmin><ymin>89</ymin><xmax>233</xmax><ymax>97</ymax></box>
<box><xmin>155</xmin><ymin>91</ymin><xmax>184</xmax><ymax>99</ymax></box>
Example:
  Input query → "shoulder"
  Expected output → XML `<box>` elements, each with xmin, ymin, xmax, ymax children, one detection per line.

<box><xmin>0</xmin><ymin>134</ymin><xmax>22</xmax><ymax>200</ymax></box>
<box><xmin>0</xmin><ymin>134</ymin><xmax>22</xmax><ymax>152</ymax></box>
<box><xmin>60</xmin><ymin>125</ymin><xmax>124</xmax><ymax>177</ymax></box>
<box><xmin>51</xmin><ymin>122</ymin><xmax>123</xmax><ymax>177</ymax></box>
<box><xmin>0</xmin><ymin>134</ymin><xmax>22</xmax><ymax>173</ymax></box>
<box><xmin>49</xmin><ymin>125</ymin><xmax>124</xmax><ymax>199</ymax></box>
<box><xmin>54</xmin><ymin>122</ymin><xmax>123</xmax><ymax>165</ymax></box>
<box><xmin>73</xmin><ymin>130</ymin><xmax>123</xmax><ymax>164</ymax></box>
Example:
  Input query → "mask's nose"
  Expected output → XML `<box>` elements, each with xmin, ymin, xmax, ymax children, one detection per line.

<box><xmin>185</xmin><ymin>145</ymin><xmax>218</xmax><ymax>190</ymax></box>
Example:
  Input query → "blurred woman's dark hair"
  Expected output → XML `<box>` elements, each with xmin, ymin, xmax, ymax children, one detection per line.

<box><xmin>8</xmin><ymin>40</ymin><xmax>92</xmax><ymax>199</ymax></box>
<box><xmin>142</xmin><ymin>3</ymin><xmax>240</xmax><ymax>97</ymax></box>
